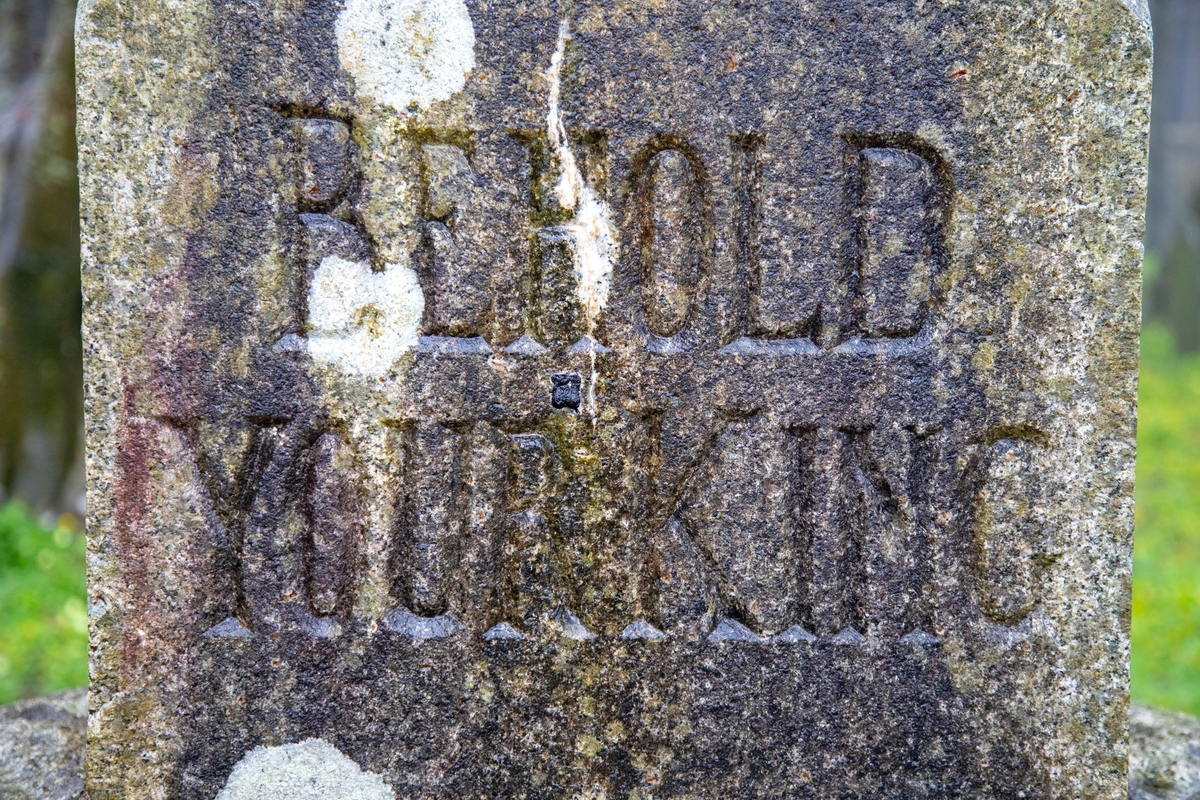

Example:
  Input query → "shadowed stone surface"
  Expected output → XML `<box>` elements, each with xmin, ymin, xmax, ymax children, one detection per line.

<box><xmin>78</xmin><ymin>0</ymin><xmax>1151</xmax><ymax>797</ymax></box>
<box><xmin>4</xmin><ymin>692</ymin><xmax>1196</xmax><ymax>798</ymax></box>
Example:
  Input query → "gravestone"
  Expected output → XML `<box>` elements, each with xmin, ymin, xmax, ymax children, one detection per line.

<box><xmin>77</xmin><ymin>0</ymin><xmax>1152</xmax><ymax>796</ymax></box>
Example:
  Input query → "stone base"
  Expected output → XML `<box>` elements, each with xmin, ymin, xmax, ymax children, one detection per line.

<box><xmin>0</xmin><ymin>689</ymin><xmax>85</xmax><ymax>799</ymax></box>
<box><xmin>1</xmin><ymin>691</ymin><xmax>1195</xmax><ymax>799</ymax></box>
<box><xmin>1130</xmin><ymin>704</ymin><xmax>1200</xmax><ymax>799</ymax></box>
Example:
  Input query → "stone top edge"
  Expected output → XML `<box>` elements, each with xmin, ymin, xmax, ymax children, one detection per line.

<box><xmin>1118</xmin><ymin>0</ymin><xmax>1153</xmax><ymax>34</ymax></box>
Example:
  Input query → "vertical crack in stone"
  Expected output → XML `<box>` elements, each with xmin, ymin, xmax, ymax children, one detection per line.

<box><xmin>545</xmin><ymin>10</ymin><xmax>614</xmax><ymax>418</ymax></box>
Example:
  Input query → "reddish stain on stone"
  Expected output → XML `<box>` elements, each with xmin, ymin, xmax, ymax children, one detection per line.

<box><xmin>113</xmin><ymin>382</ymin><xmax>154</xmax><ymax>678</ymax></box>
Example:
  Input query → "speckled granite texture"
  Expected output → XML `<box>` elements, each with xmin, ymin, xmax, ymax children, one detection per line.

<box><xmin>8</xmin><ymin>692</ymin><xmax>1196</xmax><ymax>798</ymax></box>
<box><xmin>0</xmin><ymin>689</ymin><xmax>86</xmax><ymax>799</ymax></box>
<box><xmin>77</xmin><ymin>0</ymin><xmax>1151</xmax><ymax>796</ymax></box>
<box><xmin>1129</xmin><ymin>704</ymin><xmax>1200</xmax><ymax>800</ymax></box>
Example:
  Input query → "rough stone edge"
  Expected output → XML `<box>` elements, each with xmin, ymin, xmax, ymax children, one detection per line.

<box><xmin>1118</xmin><ymin>0</ymin><xmax>1152</xmax><ymax>33</ymax></box>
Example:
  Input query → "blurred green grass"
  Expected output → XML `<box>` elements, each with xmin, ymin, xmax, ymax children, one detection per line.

<box><xmin>0</xmin><ymin>502</ymin><xmax>85</xmax><ymax>704</ymax></box>
<box><xmin>1132</xmin><ymin>324</ymin><xmax>1200</xmax><ymax>715</ymax></box>
<box><xmin>0</xmin><ymin>326</ymin><xmax>1196</xmax><ymax>710</ymax></box>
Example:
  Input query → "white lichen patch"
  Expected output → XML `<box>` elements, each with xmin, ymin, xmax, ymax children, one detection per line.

<box><xmin>546</xmin><ymin>17</ymin><xmax>615</xmax><ymax>329</ymax></box>
<box><xmin>336</xmin><ymin>0</ymin><xmax>475</xmax><ymax>111</ymax></box>
<box><xmin>216</xmin><ymin>738</ymin><xmax>395</xmax><ymax>800</ymax></box>
<box><xmin>308</xmin><ymin>255</ymin><xmax>424</xmax><ymax>377</ymax></box>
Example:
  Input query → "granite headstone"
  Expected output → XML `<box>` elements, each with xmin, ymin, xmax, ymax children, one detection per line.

<box><xmin>78</xmin><ymin>0</ymin><xmax>1152</xmax><ymax>796</ymax></box>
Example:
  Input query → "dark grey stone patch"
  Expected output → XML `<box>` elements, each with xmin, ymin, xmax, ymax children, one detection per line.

<box><xmin>550</xmin><ymin>372</ymin><xmax>582</xmax><ymax>411</ymax></box>
<box><xmin>0</xmin><ymin>688</ymin><xmax>85</xmax><ymax>800</ymax></box>
<box><xmin>2</xmin><ymin>690</ymin><xmax>1195</xmax><ymax>798</ymax></box>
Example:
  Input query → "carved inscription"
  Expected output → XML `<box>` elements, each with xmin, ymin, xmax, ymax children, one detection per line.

<box><xmin>675</xmin><ymin>415</ymin><xmax>800</xmax><ymax>635</ymax></box>
<box><xmin>418</xmin><ymin>140</ymin><xmax>489</xmax><ymax>337</ymax></box>
<box><xmin>285</xmin><ymin>116</ymin><xmax>948</xmax><ymax>352</ymax></box>
<box><xmin>304</xmin><ymin>433</ymin><xmax>361</xmax><ymax>618</ymax></box>
<box><xmin>651</xmin><ymin>422</ymin><xmax>941</xmax><ymax>642</ymax></box>
<box><xmin>185</xmin><ymin>418</ymin><xmax>278</xmax><ymax>631</ymax></box>
<box><xmin>533</xmin><ymin>227</ymin><xmax>585</xmax><ymax>347</ymax></box>
<box><xmin>725</xmin><ymin>138</ymin><xmax>945</xmax><ymax>351</ymax></box>
<box><xmin>81</xmin><ymin>0</ymin><xmax>1149</xmax><ymax>792</ymax></box>
<box><xmin>857</xmin><ymin>147</ymin><xmax>939</xmax><ymax>338</ymax></box>
<box><xmin>517</xmin><ymin>130</ymin><xmax>609</xmax><ymax>349</ymax></box>
<box><xmin>200</xmin><ymin>113</ymin><xmax>1024</xmax><ymax>647</ymax></box>
<box><xmin>639</xmin><ymin>148</ymin><xmax>704</xmax><ymax>339</ymax></box>
<box><xmin>811</xmin><ymin>426</ymin><xmax>935</xmax><ymax>641</ymax></box>
<box><xmin>294</xmin><ymin>118</ymin><xmax>353</xmax><ymax>210</ymax></box>
<box><xmin>745</xmin><ymin>137</ymin><xmax>824</xmax><ymax>340</ymax></box>
<box><xmin>397</xmin><ymin>421</ymin><xmax>467</xmax><ymax>617</ymax></box>
<box><xmin>176</xmin><ymin>410</ymin><xmax>951</xmax><ymax>643</ymax></box>
<box><xmin>502</xmin><ymin>433</ymin><xmax>561</xmax><ymax>634</ymax></box>
<box><xmin>288</xmin><ymin>114</ymin><xmax>374</xmax><ymax>348</ymax></box>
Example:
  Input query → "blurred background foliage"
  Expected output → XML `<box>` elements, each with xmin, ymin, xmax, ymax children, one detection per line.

<box><xmin>0</xmin><ymin>504</ymin><xmax>84</xmax><ymax>701</ymax></box>
<box><xmin>0</xmin><ymin>0</ymin><xmax>1196</xmax><ymax>713</ymax></box>
<box><xmin>1133</xmin><ymin>326</ymin><xmax>1200</xmax><ymax>715</ymax></box>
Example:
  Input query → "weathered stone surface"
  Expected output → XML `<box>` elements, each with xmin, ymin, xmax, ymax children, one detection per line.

<box><xmin>0</xmin><ymin>688</ymin><xmax>86</xmax><ymax>799</ymax></box>
<box><xmin>1129</xmin><ymin>704</ymin><xmax>1200</xmax><ymax>800</ymax></box>
<box><xmin>77</xmin><ymin>0</ymin><xmax>1151</xmax><ymax>797</ymax></box>
<box><xmin>7</xmin><ymin>692</ymin><xmax>1200</xmax><ymax>799</ymax></box>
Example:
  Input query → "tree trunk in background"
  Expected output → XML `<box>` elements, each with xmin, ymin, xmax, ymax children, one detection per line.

<box><xmin>1160</xmin><ymin>230</ymin><xmax>1200</xmax><ymax>352</ymax></box>
<box><xmin>1</xmin><ymin>0</ymin><xmax>63</xmax><ymax>271</ymax></box>
<box><xmin>1147</xmin><ymin>0</ymin><xmax>1200</xmax><ymax>352</ymax></box>
<box><xmin>0</xmin><ymin>0</ymin><xmax>83</xmax><ymax>516</ymax></box>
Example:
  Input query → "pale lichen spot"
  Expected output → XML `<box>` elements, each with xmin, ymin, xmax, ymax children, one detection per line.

<box><xmin>915</xmin><ymin>120</ymin><xmax>949</xmax><ymax>157</ymax></box>
<box><xmin>216</xmin><ymin>738</ymin><xmax>395</xmax><ymax>799</ymax></box>
<box><xmin>576</xmin><ymin>732</ymin><xmax>603</xmax><ymax>758</ymax></box>
<box><xmin>307</xmin><ymin>255</ymin><xmax>424</xmax><ymax>378</ymax></box>
<box><xmin>883</xmin><ymin>233</ymin><xmax>906</xmax><ymax>259</ymax></box>
<box><xmin>336</xmin><ymin>0</ymin><xmax>475</xmax><ymax>111</ymax></box>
